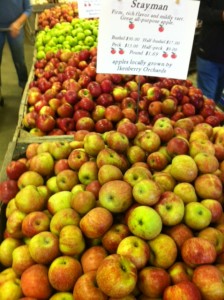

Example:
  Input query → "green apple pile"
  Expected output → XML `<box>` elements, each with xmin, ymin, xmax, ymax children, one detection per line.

<box><xmin>35</xmin><ymin>18</ymin><xmax>98</xmax><ymax>59</ymax></box>
<box><xmin>1</xmin><ymin>121</ymin><xmax>224</xmax><ymax>299</ymax></box>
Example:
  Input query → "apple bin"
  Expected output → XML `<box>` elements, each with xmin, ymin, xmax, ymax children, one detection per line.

<box><xmin>2</xmin><ymin>116</ymin><xmax>224</xmax><ymax>299</ymax></box>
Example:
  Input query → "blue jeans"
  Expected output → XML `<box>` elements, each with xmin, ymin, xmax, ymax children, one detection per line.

<box><xmin>0</xmin><ymin>28</ymin><xmax>28</xmax><ymax>88</ymax></box>
<box><xmin>197</xmin><ymin>56</ymin><xmax>224</xmax><ymax>104</ymax></box>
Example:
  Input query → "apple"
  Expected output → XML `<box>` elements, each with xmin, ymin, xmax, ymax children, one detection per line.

<box><xmin>67</xmin><ymin>148</ymin><xmax>89</xmax><ymax>171</ymax></box>
<box><xmin>152</xmin><ymin>117</ymin><xmax>174</xmax><ymax>143</ymax></box>
<box><xmin>49</xmin><ymin>292</ymin><xmax>74</xmax><ymax>300</ymax></box>
<box><xmin>73</xmin><ymin>270</ymin><xmax>108</xmax><ymax>300</ymax></box>
<box><xmin>22</xmin><ymin>211</ymin><xmax>50</xmax><ymax>238</ymax></box>
<box><xmin>15</xmin><ymin>185</ymin><xmax>46</xmax><ymax>214</ymax></box>
<box><xmin>47</xmin><ymin>191</ymin><xmax>73</xmax><ymax>215</ymax></box>
<box><xmin>152</xmin><ymin>171</ymin><xmax>176</xmax><ymax>193</ymax></box>
<box><xmin>117</xmin><ymin>121</ymin><xmax>138</xmax><ymax>139</ymax></box>
<box><xmin>48</xmin><ymin>255</ymin><xmax>82</xmax><ymax>292</ymax></box>
<box><xmin>99</xmin><ymin>180</ymin><xmax>133</xmax><ymax>213</ymax></box>
<box><xmin>6</xmin><ymin>160</ymin><xmax>27</xmax><ymax>180</ymax></box>
<box><xmin>28</xmin><ymin>231</ymin><xmax>60</xmax><ymax>264</ymax></box>
<box><xmin>71</xmin><ymin>190</ymin><xmax>96</xmax><ymax>215</ymax></box>
<box><xmin>194</xmin><ymin>173</ymin><xmax>223</xmax><ymax>200</ymax></box>
<box><xmin>106</xmin><ymin>131</ymin><xmax>129</xmax><ymax>153</ymax></box>
<box><xmin>102</xmin><ymin>223</ymin><xmax>130</xmax><ymax>254</ymax></box>
<box><xmin>138</xmin><ymin>130</ymin><xmax>161</xmax><ymax>153</ymax></box>
<box><xmin>112</xmin><ymin>86</ymin><xmax>128</xmax><ymax>102</ymax></box>
<box><xmin>21</xmin><ymin>264</ymin><xmax>53</xmax><ymax>299</ymax></box>
<box><xmin>163</xmin><ymin>280</ymin><xmax>201</xmax><ymax>300</ymax></box>
<box><xmin>189</xmin><ymin>138</ymin><xmax>215</xmax><ymax>158</ymax></box>
<box><xmin>81</xmin><ymin>245</ymin><xmax>108</xmax><ymax>273</ymax></box>
<box><xmin>154</xmin><ymin>191</ymin><xmax>185</xmax><ymax>226</ymax></box>
<box><xmin>96</xmin><ymin>148</ymin><xmax>128</xmax><ymax>173</ymax></box>
<box><xmin>138</xmin><ymin>266</ymin><xmax>171</xmax><ymax>298</ymax></box>
<box><xmin>201</xmin><ymin>199</ymin><xmax>223</xmax><ymax>223</ymax></box>
<box><xmin>56</xmin><ymin>169</ymin><xmax>79</xmax><ymax>191</ymax></box>
<box><xmin>148</xmin><ymin>233</ymin><xmax>178</xmax><ymax>269</ymax></box>
<box><xmin>164</xmin><ymin>223</ymin><xmax>194</xmax><ymax>250</ymax></box>
<box><xmin>49</xmin><ymin>141</ymin><xmax>72</xmax><ymax>160</ymax></box>
<box><xmin>0</xmin><ymin>267</ymin><xmax>17</xmax><ymax>285</ymax></box>
<box><xmin>170</xmin><ymin>154</ymin><xmax>198</xmax><ymax>183</ymax></box>
<box><xmin>0</xmin><ymin>179</ymin><xmax>19</xmax><ymax>204</ymax></box>
<box><xmin>83</xmin><ymin>132</ymin><xmax>105</xmax><ymax>156</ymax></box>
<box><xmin>166</xmin><ymin>136</ymin><xmax>189</xmax><ymax>157</ymax></box>
<box><xmin>75</xmin><ymin>116</ymin><xmax>95</xmax><ymax>131</ymax></box>
<box><xmin>197</xmin><ymin>227</ymin><xmax>224</xmax><ymax>255</ymax></box>
<box><xmin>0</xmin><ymin>237</ymin><xmax>22</xmax><ymax>267</ymax></box>
<box><xmin>105</xmin><ymin>105</ymin><xmax>123</xmax><ymax>123</ymax></box>
<box><xmin>6</xmin><ymin>210</ymin><xmax>26</xmax><ymax>239</ymax></box>
<box><xmin>126</xmin><ymin>145</ymin><xmax>146</xmax><ymax>165</ymax></box>
<box><xmin>96</xmin><ymin>93</ymin><xmax>114</xmax><ymax>107</ymax></box>
<box><xmin>50</xmin><ymin>207</ymin><xmax>80</xmax><ymax>236</ymax></box>
<box><xmin>168</xmin><ymin>261</ymin><xmax>193</xmax><ymax>284</ymax></box>
<box><xmin>147</xmin><ymin>151</ymin><xmax>168</xmax><ymax>171</ymax></box>
<box><xmin>117</xmin><ymin>236</ymin><xmax>150</xmax><ymax>270</ymax></box>
<box><xmin>12</xmin><ymin>244</ymin><xmax>35</xmax><ymax>275</ymax></box>
<box><xmin>123</xmin><ymin>166</ymin><xmax>152</xmax><ymax>187</ymax></box>
<box><xmin>46</xmin><ymin>176</ymin><xmax>60</xmax><ymax>194</ymax></box>
<box><xmin>95</xmin><ymin>118</ymin><xmax>114</xmax><ymax>133</ymax></box>
<box><xmin>192</xmin><ymin>265</ymin><xmax>224</xmax><ymax>300</ymax></box>
<box><xmin>173</xmin><ymin>182</ymin><xmax>198</xmax><ymax>204</ymax></box>
<box><xmin>194</xmin><ymin>152</ymin><xmax>219</xmax><ymax>174</ymax></box>
<box><xmin>96</xmin><ymin>254</ymin><xmax>137</xmax><ymax>298</ymax></box>
<box><xmin>98</xmin><ymin>164</ymin><xmax>123</xmax><ymax>185</ymax></box>
<box><xmin>0</xmin><ymin>277</ymin><xmax>23</xmax><ymax>300</ymax></box>
<box><xmin>80</xmin><ymin>207</ymin><xmax>113</xmax><ymax>239</ymax></box>
<box><xmin>54</xmin><ymin>158</ymin><xmax>69</xmax><ymax>175</ymax></box>
<box><xmin>184</xmin><ymin>202</ymin><xmax>212</xmax><ymax>230</ymax></box>
<box><xmin>132</xmin><ymin>179</ymin><xmax>162</xmax><ymax>206</ymax></box>
<box><xmin>28</xmin><ymin>152</ymin><xmax>55</xmax><ymax>177</ymax></box>
<box><xmin>59</xmin><ymin>224</ymin><xmax>86</xmax><ymax>256</ymax></box>
<box><xmin>127</xmin><ymin>206</ymin><xmax>162</xmax><ymax>240</ymax></box>
<box><xmin>78</xmin><ymin>161</ymin><xmax>98</xmax><ymax>185</ymax></box>
<box><xmin>181</xmin><ymin>237</ymin><xmax>217</xmax><ymax>268</ymax></box>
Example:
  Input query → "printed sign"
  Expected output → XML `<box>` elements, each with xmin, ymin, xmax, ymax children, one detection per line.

<box><xmin>77</xmin><ymin>0</ymin><xmax>101</xmax><ymax>19</ymax></box>
<box><xmin>97</xmin><ymin>0</ymin><xmax>200</xmax><ymax>79</ymax></box>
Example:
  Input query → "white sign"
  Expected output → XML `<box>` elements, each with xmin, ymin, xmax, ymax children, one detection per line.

<box><xmin>97</xmin><ymin>0</ymin><xmax>200</xmax><ymax>79</ymax></box>
<box><xmin>77</xmin><ymin>0</ymin><xmax>101</xmax><ymax>19</ymax></box>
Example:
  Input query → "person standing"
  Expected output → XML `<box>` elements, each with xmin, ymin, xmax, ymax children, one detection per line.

<box><xmin>196</xmin><ymin>0</ymin><xmax>224</xmax><ymax>108</ymax></box>
<box><xmin>0</xmin><ymin>0</ymin><xmax>32</xmax><ymax>90</ymax></box>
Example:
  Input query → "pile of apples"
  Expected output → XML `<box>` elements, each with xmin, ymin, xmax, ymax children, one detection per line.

<box><xmin>37</xmin><ymin>2</ymin><xmax>78</xmax><ymax>30</ymax></box>
<box><xmin>1</xmin><ymin>118</ymin><xmax>224</xmax><ymax>299</ymax></box>
<box><xmin>22</xmin><ymin>47</ymin><xmax>224</xmax><ymax>138</ymax></box>
<box><xmin>35</xmin><ymin>18</ymin><xmax>98</xmax><ymax>60</ymax></box>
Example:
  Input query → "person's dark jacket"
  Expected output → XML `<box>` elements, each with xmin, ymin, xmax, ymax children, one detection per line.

<box><xmin>197</xmin><ymin>0</ymin><xmax>224</xmax><ymax>64</ymax></box>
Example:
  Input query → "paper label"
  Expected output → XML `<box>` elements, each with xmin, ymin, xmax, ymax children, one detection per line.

<box><xmin>77</xmin><ymin>0</ymin><xmax>101</xmax><ymax>19</ymax></box>
<box><xmin>97</xmin><ymin>0</ymin><xmax>200</xmax><ymax>79</ymax></box>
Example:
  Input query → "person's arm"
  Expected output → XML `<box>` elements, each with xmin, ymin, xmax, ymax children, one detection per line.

<box><xmin>198</xmin><ymin>0</ymin><xmax>224</xmax><ymax>24</ymax></box>
<box><xmin>10</xmin><ymin>0</ymin><xmax>32</xmax><ymax>38</ymax></box>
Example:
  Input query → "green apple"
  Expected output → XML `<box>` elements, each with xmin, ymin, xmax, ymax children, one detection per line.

<box><xmin>15</xmin><ymin>185</ymin><xmax>46</xmax><ymax>214</ymax></box>
<box><xmin>173</xmin><ymin>182</ymin><xmax>198</xmax><ymax>204</ymax></box>
<box><xmin>17</xmin><ymin>170</ymin><xmax>44</xmax><ymax>189</ymax></box>
<box><xmin>123</xmin><ymin>166</ymin><xmax>152</xmax><ymax>187</ymax></box>
<box><xmin>127</xmin><ymin>206</ymin><xmax>162</xmax><ymax>240</ymax></box>
<box><xmin>28</xmin><ymin>152</ymin><xmax>55</xmax><ymax>176</ymax></box>
<box><xmin>0</xmin><ymin>277</ymin><xmax>23</xmax><ymax>300</ymax></box>
<box><xmin>28</xmin><ymin>231</ymin><xmax>60</xmax><ymax>264</ymax></box>
<box><xmin>184</xmin><ymin>202</ymin><xmax>212</xmax><ymax>230</ymax></box>
<box><xmin>0</xmin><ymin>237</ymin><xmax>23</xmax><ymax>267</ymax></box>
<box><xmin>47</xmin><ymin>191</ymin><xmax>73</xmax><ymax>215</ymax></box>
<box><xmin>78</xmin><ymin>161</ymin><xmax>98</xmax><ymax>185</ymax></box>
<box><xmin>83</xmin><ymin>132</ymin><xmax>105</xmax><ymax>156</ymax></box>
<box><xmin>170</xmin><ymin>154</ymin><xmax>198</xmax><ymax>183</ymax></box>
